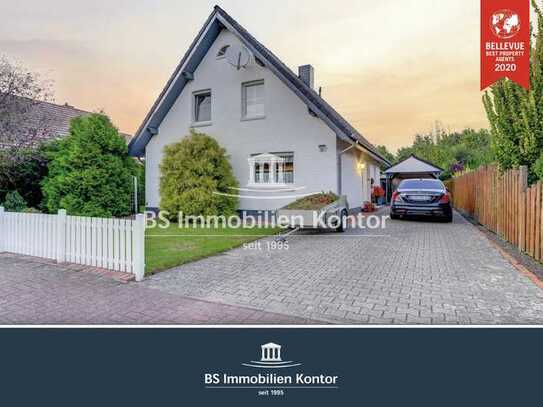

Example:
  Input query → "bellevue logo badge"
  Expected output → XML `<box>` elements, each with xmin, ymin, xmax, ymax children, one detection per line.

<box><xmin>480</xmin><ymin>0</ymin><xmax>530</xmax><ymax>90</ymax></box>
<box><xmin>242</xmin><ymin>342</ymin><xmax>302</xmax><ymax>369</ymax></box>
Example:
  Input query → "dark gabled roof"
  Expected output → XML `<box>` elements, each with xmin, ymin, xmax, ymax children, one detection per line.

<box><xmin>24</xmin><ymin>100</ymin><xmax>90</xmax><ymax>138</ymax></box>
<box><xmin>0</xmin><ymin>96</ymin><xmax>132</xmax><ymax>148</ymax></box>
<box><xmin>384</xmin><ymin>154</ymin><xmax>444</xmax><ymax>174</ymax></box>
<box><xmin>128</xmin><ymin>5</ymin><xmax>390</xmax><ymax>166</ymax></box>
<box><xmin>0</xmin><ymin>97</ymin><xmax>91</xmax><ymax>148</ymax></box>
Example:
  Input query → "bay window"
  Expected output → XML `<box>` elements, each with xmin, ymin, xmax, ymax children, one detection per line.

<box><xmin>249</xmin><ymin>152</ymin><xmax>294</xmax><ymax>185</ymax></box>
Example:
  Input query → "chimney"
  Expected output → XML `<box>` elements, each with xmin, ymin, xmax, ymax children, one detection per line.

<box><xmin>298</xmin><ymin>64</ymin><xmax>315</xmax><ymax>89</ymax></box>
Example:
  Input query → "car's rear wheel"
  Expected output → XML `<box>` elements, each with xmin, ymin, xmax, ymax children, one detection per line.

<box><xmin>444</xmin><ymin>213</ymin><xmax>453</xmax><ymax>223</ymax></box>
<box><xmin>390</xmin><ymin>213</ymin><xmax>400</xmax><ymax>220</ymax></box>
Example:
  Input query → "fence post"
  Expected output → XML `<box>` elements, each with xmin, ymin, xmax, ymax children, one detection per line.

<box><xmin>133</xmin><ymin>176</ymin><xmax>138</xmax><ymax>215</ymax></box>
<box><xmin>56</xmin><ymin>209</ymin><xmax>67</xmax><ymax>263</ymax></box>
<box><xmin>518</xmin><ymin>166</ymin><xmax>528</xmax><ymax>252</ymax></box>
<box><xmin>133</xmin><ymin>213</ymin><xmax>145</xmax><ymax>282</ymax></box>
<box><xmin>0</xmin><ymin>206</ymin><xmax>4</xmax><ymax>252</ymax></box>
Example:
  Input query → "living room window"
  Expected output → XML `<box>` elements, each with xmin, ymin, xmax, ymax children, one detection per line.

<box><xmin>242</xmin><ymin>80</ymin><xmax>265</xmax><ymax>120</ymax></box>
<box><xmin>249</xmin><ymin>152</ymin><xmax>294</xmax><ymax>185</ymax></box>
<box><xmin>275</xmin><ymin>152</ymin><xmax>294</xmax><ymax>184</ymax></box>
<box><xmin>193</xmin><ymin>90</ymin><xmax>211</xmax><ymax>124</ymax></box>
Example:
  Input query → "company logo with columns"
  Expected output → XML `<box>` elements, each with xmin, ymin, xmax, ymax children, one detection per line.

<box><xmin>261</xmin><ymin>342</ymin><xmax>282</xmax><ymax>362</ymax></box>
<box><xmin>242</xmin><ymin>342</ymin><xmax>301</xmax><ymax>369</ymax></box>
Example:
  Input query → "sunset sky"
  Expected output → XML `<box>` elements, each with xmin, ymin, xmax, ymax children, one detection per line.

<box><xmin>1</xmin><ymin>0</ymin><xmax>489</xmax><ymax>151</ymax></box>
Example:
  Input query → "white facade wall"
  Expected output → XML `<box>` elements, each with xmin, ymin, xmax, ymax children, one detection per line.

<box><xmin>339</xmin><ymin>143</ymin><xmax>362</xmax><ymax>209</ymax></box>
<box><xmin>144</xmin><ymin>29</ymin><xmax>383</xmax><ymax>211</ymax></box>
<box><xmin>370</xmin><ymin>163</ymin><xmax>381</xmax><ymax>190</ymax></box>
<box><xmin>338</xmin><ymin>140</ymin><xmax>381</xmax><ymax>210</ymax></box>
<box><xmin>145</xmin><ymin>30</ymin><xmax>338</xmax><ymax>211</ymax></box>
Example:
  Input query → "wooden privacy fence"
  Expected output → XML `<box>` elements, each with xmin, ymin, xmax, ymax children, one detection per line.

<box><xmin>446</xmin><ymin>165</ymin><xmax>543</xmax><ymax>261</ymax></box>
<box><xmin>0</xmin><ymin>208</ymin><xmax>145</xmax><ymax>281</ymax></box>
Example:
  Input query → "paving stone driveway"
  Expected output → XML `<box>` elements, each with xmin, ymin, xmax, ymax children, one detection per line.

<box><xmin>144</xmin><ymin>211</ymin><xmax>543</xmax><ymax>324</ymax></box>
<box><xmin>0</xmin><ymin>254</ymin><xmax>311</xmax><ymax>324</ymax></box>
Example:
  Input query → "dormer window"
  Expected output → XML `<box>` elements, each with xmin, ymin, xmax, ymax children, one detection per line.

<box><xmin>217</xmin><ymin>45</ymin><xmax>230</xmax><ymax>59</ymax></box>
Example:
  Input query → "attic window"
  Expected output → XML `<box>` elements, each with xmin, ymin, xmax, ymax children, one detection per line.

<box><xmin>217</xmin><ymin>45</ymin><xmax>230</xmax><ymax>59</ymax></box>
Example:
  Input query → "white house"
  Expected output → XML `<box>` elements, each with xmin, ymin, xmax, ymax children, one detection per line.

<box><xmin>128</xmin><ymin>6</ymin><xmax>390</xmax><ymax>213</ymax></box>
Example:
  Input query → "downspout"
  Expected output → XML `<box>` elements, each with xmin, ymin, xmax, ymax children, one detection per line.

<box><xmin>337</xmin><ymin>143</ymin><xmax>356</xmax><ymax>196</ymax></box>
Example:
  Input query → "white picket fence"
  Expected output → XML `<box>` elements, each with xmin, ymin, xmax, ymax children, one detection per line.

<box><xmin>0</xmin><ymin>207</ymin><xmax>145</xmax><ymax>281</ymax></box>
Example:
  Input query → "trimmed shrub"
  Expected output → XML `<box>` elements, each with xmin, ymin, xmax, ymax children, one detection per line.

<box><xmin>160</xmin><ymin>130</ymin><xmax>238</xmax><ymax>218</ymax></box>
<box><xmin>42</xmin><ymin>113</ymin><xmax>139</xmax><ymax>217</ymax></box>
<box><xmin>533</xmin><ymin>154</ymin><xmax>543</xmax><ymax>181</ymax></box>
<box><xmin>0</xmin><ymin>144</ymin><xmax>50</xmax><ymax>209</ymax></box>
<box><xmin>3</xmin><ymin>190</ymin><xmax>27</xmax><ymax>212</ymax></box>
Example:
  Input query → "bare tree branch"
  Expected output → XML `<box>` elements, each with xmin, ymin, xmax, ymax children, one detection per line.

<box><xmin>0</xmin><ymin>55</ymin><xmax>54</xmax><ymax>152</ymax></box>
<box><xmin>0</xmin><ymin>55</ymin><xmax>55</xmax><ymax>188</ymax></box>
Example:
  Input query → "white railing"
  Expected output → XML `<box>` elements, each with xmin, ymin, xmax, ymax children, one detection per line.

<box><xmin>0</xmin><ymin>207</ymin><xmax>145</xmax><ymax>281</ymax></box>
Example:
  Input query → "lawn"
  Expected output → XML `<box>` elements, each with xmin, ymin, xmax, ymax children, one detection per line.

<box><xmin>145</xmin><ymin>223</ymin><xmax>281</xmax><ymax>275</ymax></box>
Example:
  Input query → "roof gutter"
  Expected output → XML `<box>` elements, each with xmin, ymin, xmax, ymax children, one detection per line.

<box><xmin>355</xmin><ymin>141</ymin><xmax>390</xmax><ymax>167</ymax></box>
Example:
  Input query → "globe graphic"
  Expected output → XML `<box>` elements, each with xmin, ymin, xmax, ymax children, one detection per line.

<box><xmin>490</xmin><ymin>9</ymin><xmax>521</xmax><ymax>39</ymax></box>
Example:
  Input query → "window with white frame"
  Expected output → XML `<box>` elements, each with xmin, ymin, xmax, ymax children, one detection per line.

<box><xmin>242</xmin><ymin>80</ymin><xmax>265</xmax><ymax>119</ymax></box>
<box><xmin>279</xmin><ymin>153</ymin><xmax>294</xmax><ymax>184</ymax></box>
<box><xmin>193</xmin><ymin>90</ymin><xmax>211</xmax><ymax>123</ymax></box>
<box><xmin>249</xmin><ymin>152</ymin><xmax>294</xmax><ymax>185</ymax></box>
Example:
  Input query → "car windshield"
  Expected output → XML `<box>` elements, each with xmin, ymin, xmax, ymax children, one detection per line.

<box><xmin>399</xmin><ymin>179</ymin><xmax>444</xmax><ymax>190</ymax></box>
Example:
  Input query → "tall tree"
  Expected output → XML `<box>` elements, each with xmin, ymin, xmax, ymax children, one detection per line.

<box><xmin>396</xmin><ymin>128</ymin><xmax>494</xmax><ymax>179</ymax></box>
<box><xmin>375</xmin><ymin>145</ymin><xmax>395</xmax><ymax>168</ymax></box>
<box><xmin>42</xmin><ymin>113</ymin><xmax>140</xmax><ymax>217</ymax></box>
<box><xmin>483</xmin><ymin>0</ymin><xmax>543</xmax><ymax>182</ymax></box>
<box><xmin>0</xmin><ymin>55</ymin><xmax>54</xmax><ymax>201</ymax></box>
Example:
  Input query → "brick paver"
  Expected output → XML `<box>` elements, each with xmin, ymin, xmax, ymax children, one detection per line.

<box><xmin>0</xmin><ymin>254</ymin><xmax>313</xmax><ymax>324</ymax></box>
<box><xmin>143</xmin><ymin>211</ymin><xmax>543</xmax><ymax>324</ymax></box>
<box><xmin>2</xmin><ymin>211</ymin><xmax>543</xmax><ymax>324</ymax></box>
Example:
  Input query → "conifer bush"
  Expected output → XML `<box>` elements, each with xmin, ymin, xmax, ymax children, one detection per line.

<box><xmin>159</xmin><ymin>130</ymin><xmax>238</xmax><ymax>218</ymax></box>
<box><xmin>2</xmin><ymin>190</ymin><xmax>27</xmax><ymax>212</ymax></box>
<box><xmin>42</xmin><ymin>113</ymin><xmax>140</xmax><ymax>217</ymax></box>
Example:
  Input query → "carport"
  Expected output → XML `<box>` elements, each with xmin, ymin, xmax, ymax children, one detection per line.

<box><xmin>384</xmin><ymin>155</ymin><xmax>443</xmax><ymax>202</ymax></box>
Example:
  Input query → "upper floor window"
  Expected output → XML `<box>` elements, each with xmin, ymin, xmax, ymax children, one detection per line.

<box><xmin>193</xmin><ymin>90</ymin><xmax>211</xmax><ymax>124</ymax></box>
<box><xmin>217</xmin><ymin>45</ymin><xmax>230</xmax><ymax>59</ymax></box>
<box><xmin>242</xmin><ymin>80</ymin><xmax>265</xmax><ymax>119</ymax></box>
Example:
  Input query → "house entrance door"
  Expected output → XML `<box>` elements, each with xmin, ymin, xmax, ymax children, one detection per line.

<box><xmin>361</xmin><ymin>165</ymin><xmax>369</xmax><ymax>203</ymax></box>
